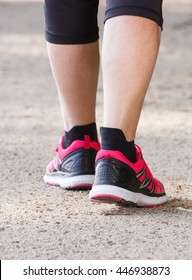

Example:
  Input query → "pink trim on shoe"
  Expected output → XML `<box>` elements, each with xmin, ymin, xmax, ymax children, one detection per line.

<box><xmin>91</xmin><ymin>194</ymin><xmax>122</xmax><ymax>202</ymax></box>
<box><xmin>69</xmin><ymin>183</ymin><xmax>92</xmax><ymax>190</ymax></box>
<box><xmin>152</xmin><ymin>179</ymin><xmax>164</xmax><ymax>194</ymax></box>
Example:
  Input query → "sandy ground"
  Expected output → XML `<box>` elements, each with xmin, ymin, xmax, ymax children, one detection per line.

<box><xmin>0</xmin><ymin>0</ymin><xmax>192</xmax><ymax>260</ymax></box>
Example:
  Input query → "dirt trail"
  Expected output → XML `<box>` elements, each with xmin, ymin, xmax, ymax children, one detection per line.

<box><xmin>0</xmin><ymin>0</ymin><xmax>192</xmax><ymax>259</ymax></box>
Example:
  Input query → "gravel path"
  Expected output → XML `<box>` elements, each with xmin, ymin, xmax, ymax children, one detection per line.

<box><xmin>0</xmin><ymin>0</ymin><xmax>192</xmax><ymax>259</ymax></box>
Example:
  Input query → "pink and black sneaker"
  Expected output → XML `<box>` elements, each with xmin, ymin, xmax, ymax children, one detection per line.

<box><xmin>44</xmin><ymin>135</ymin><xmax>100</xmax><ymax>190</ymax></box>
<box><xmin>89</xmin><ymin>145</ymin><xmax>168</xmax><ymax>207</ymax></box>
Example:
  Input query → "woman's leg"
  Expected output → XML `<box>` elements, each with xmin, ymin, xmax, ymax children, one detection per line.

<box><xmin>43</xmin><ymin>0</ymin><xmax>100</xmax><ymax>189</ymax></box>
<box><xmin>89</xmin><ymin>0</ymin><xmax>168</xmax><ymax>206</ymax></box>
<box><xmin>101</xmin><ymin>0</ymin><xmax>163</xmax><ymax>143</ymax></box>
<box><xmin>47</xmin><ymin>42</ymin><xmax>99</xmax><ymax>131</ymax></box>
<box><xmin>102</xmin><ymin>16</ymin><xmax>161</xmax><ymax>141</ymax></box>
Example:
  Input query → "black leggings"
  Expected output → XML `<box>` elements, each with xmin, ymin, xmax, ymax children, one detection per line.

<box><xmin>44</xmin><ymin>0</ymin><xmax>163</xmax><ymax>44</ymax></box>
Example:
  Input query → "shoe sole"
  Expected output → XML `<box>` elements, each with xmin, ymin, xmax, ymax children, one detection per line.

<box><xmin>89</xmin><ymin>184</ymin><xmax>169</xmax><ymax>207</ymax></box>
<box><xmin>43</xmin><ymin>174</ymin><xmax>94</xmax><ymax>190</ymax></box>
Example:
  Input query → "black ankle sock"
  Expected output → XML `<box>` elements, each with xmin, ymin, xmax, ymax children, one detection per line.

<box><xmin>100</xmin><ymin>127</ymin><xmax>136</xmax><ymax>163</ymax></box>
<box><xmin>63</xmin><ymin>123</ymin><xmax>98</xmax><ymax>148</ymax></box>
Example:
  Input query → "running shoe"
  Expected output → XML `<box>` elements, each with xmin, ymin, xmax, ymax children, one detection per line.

<box><xmin>44</xmin><ymin>135</ymin><xmax>100</xmax><ymax>190</ymax></box>
<box><xmin>89</xmin><ymin>145</ymin><xmax>168</xmax><ymax>206</ymax></box>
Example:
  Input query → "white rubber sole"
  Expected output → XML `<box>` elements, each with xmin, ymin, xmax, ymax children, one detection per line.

<box><xmin>89</xmin><ymin>184</ymin><xmax>169</xmax><ymax>207</ymax></box>
<box><xmin>43</xmin><ymin>173</ymin><xmax>94</xmax><ymax>190</ymax></box>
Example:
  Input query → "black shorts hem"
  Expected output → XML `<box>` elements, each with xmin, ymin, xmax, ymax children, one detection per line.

<box><xmin>45</xmin><ymin>30</ymin><xmax>99</xmax><ymax>45</ymax></box>
<box><xmin>105</xmin><ymin>7</ymin><xmax>163</xmax><ymax>29</ymax></box>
